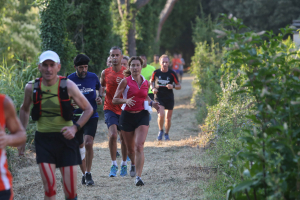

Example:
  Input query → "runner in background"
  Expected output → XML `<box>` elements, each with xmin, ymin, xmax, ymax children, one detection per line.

<box><xmin>112</xmin><ymin>56</ymin><xmax>159</xmax><ymax>186</ymax></box>
<box><xmin>106</xmin><ymin>56</ymin><xmax>112</xmax><ymax>67</ymax></box>
<box><xmin>121</xmin><ymin>56</ymin><xmax>130</xmax><ymax>68</ymax></box>
<box><xmin>140</xmin><ymin>55</ymin><xmax>156</xmax><ymax>101</ymax></box>
<box><xmin>172</xmin><ymin>54</ymin><xmax>181</xmax><ymax>78</ymax></box>
<box><xmin>19</xmin><ymin>50</ymin><xmax>93</xmax><ymax>200</ymax></box>
<box><xmin>100</xmin><ymin>46</ymin><xmax>128</xmax><ymax>177</ymax></box>
<box><xmin>150</xmin><ymin>54</ymin><xmax>160</xmax><ymax>70</ymax></box>
<box><xmin>68</xmin><ymin>54</ymin><xmax>102</xmax><ymax>186</ymax></box>
<box><xmin>151</xmin><ymin>54</ymin><xmax>181</xmax><ymax>141</ymax></box>
<box><xmin>178</xmin><ymin>54</ymin><xmax>185</xmax><ymax>83</ymax></box>
<box><xmin>0</xmin><ymin>94</ymin><xmax>26</xmax><ymax>200</ymax></box>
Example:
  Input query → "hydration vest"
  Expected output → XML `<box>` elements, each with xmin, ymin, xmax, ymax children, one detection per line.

<box><xmin>31</xmin><ymin>76</ymin><xmax>73</xmax><ymax>121</ymax></box>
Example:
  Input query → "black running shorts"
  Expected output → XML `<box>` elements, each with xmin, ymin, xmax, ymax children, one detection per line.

<box><xmin>74</xmin><ymin>117</ymin><xmax>98</xmax><ymax>145</ymax></box>
<box><xmin>35</xmin><ymin>131</ymin><xmax>81</xmax><ymax>168</ymax></box>
<box><xmin>0</xmin><ymin>189</ymin><xmax>13</xmax><ymax>200</ymax></box>
<box><xmin>119</xmin><ymin>110</ymin><xmax>149</xmax><ymax>132</ymax></box>
<box><xmin>155</xmin><ymin>97</ymin><xmax>174</xmax><ymax>110</ymax></box>
<box><xmin>148</xmin><ymin>93</ymin><xmax>154</xmax><ymax>101</ymax></box>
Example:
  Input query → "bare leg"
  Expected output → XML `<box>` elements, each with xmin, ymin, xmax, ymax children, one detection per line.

<box><xmin>119</xmin><ymin>132</ymin><xmax>127</xmax><ymax>162</ymax></box>
<box><xmin>84</xmin><ymin>135</ymin><xmax>94</xmax><ymax>172</ymax></box>
<box><xmin>164</xmin><ymin>110</ymin><xmax>173</xmax><ymax>134</ymax></box>
<box><xmin>121</xmin><ymin>130</ymin><xmax>135</xmax><ymax>165</ymax></box>
<box><xmin>78</xmin><ymin>143</ymin><xmax>86</xmax><ymax>175</ymax></box>
<box><xmin>157</xmin><ymin>105</ymin><xmax>165</xmax><ymax>131</ymax></box>
<box><xmin>38</xmin><ymin>163</ymin><xmax>57</xmax><ymax>200</ymax></box>
<box><xmin>60</xmin><ymin>166</ymin><xmax>78</xmax><ymax>200</ymax></box>
<box><xmin>134</xmin><ymin>125</ymin><xmax>149</xmax><ymax>177</ymax></box>
<box><xmin>108</xmin><ymin>125</ymin><xmax>118</xmax><ymax>161</ymax></box>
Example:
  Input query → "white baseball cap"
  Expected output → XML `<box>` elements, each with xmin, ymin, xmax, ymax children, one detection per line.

<box><xmin>39</xmin><ymin>50</ymin><xmax>60</xmax><ymax>64</ymax></box>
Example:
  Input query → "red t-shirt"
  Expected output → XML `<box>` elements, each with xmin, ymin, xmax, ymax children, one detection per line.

<box><xmin>172</xmin><ymin>58</ymin><xmax>182</xmax><ymax>70</ymax></box>
<box><xmin>102</xmin><ymin>66</ymin><xmax>127</xmax><ymax>115</ymax></box>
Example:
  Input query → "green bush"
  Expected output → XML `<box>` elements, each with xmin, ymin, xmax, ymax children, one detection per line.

<box><xmin>190</xmin><ymin>40</ymin><xmax>223</xmax><ymax>123</ymax></box>
<box><xmin>202</xmin><ymin>14</ymin><xmax>300</xmax><ymax>199</ymax></box>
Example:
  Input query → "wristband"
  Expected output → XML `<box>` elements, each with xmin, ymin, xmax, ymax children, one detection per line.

<box><xmin>173</xmin><ymin>83</ymin><xmax>176</xmax><ymax>89</ymax></box>
<box><xmin>74</xmin><ymin>122</ymin><xmax>81</xmax><ymax>131</ymax></box>
<box><xmin>98</xmin><ymin>94</ymin><xmax>102</xmax><ymax>98</ymax></box>
<box><xmin>150</xmin><ymin>101</ymin><xmax>153</xmax><ymax>107</ymax></box>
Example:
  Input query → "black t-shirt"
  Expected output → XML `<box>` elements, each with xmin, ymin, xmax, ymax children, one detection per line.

<box><xmin>150</xmin><ymin>69</ymin><xmax>179</xmax><ymax>100</ymax></box>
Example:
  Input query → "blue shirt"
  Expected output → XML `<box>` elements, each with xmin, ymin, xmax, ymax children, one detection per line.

<box><xmin>68</xmin><ymin>71</ymin><xmax>101</xmax><ymax>118</ymax></box>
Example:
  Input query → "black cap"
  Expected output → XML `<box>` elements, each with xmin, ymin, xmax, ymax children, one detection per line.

<box><xmin>74</xmin><ymin>54</ymin><xmax>90</xmax><ymax>66</ymax></box>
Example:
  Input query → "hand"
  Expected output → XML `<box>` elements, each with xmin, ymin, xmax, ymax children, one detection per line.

<box><xmin>18</xmin><ymin>143</ymin><xmax>26</xmax><ymax>156</ymax></box>
<box><xmin>126</xmin><ymin>96</ymin><xmax>136</xmax><ymax>107</ymax></box>
<box><xmin>116</xmin><ymin>77</ymin><xmax>123</xmax><ymax>84</ymax></box>
<box><xmin>61</xmin><ymin>125</ymin><xmax>76</xmax><ymax>140</ymax></box>
<box><xmin>152</xmin><ymin>88</ymin><xmax>158</xmax><ymax>94</ymax></box>
<box><xmin>95</xmin><ymin>96</ymin><xmax>102</xmax><ymax>105</ymax></box>
<box><xmin>166</xmin><ymin>84</ymin><xmax>173</xmax><ymax>89</ymax></box>
<box><xmin>0</xmin><ymin>126</ymin><xmax>8</xmax><ymax>149</ymax></box>
<box><xmin>152</xmin><ymin>101</ymin><xmax>160</xmax><ymax>112</ymax></box>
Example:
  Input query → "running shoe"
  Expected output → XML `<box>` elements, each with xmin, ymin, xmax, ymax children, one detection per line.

<box><xmin>157</xmin><ymin>130</ymin><xmax>164</xmax><ymax>141</ymax></box>
<box><xmin>81</xmin><ymin>175</ymin><xmax>86</xmax><ymax>185</ymax></box>
<box><xmin>130</xmin><ymin>165</ymin><xmax>136</xmax><ymax>177</ymax></box>
<box><xmin>85</xmin><ymin>173</ymin><xmax>94</xmax><ymax>186</ymax></box>
<box><xmin>164</xmin><ymin>134</ymin><xmax>170</xmax><ymax>141</ymax></box>
<box><xmin>120</xmin><ymin>165</ymin><xmax>128</xmax><ymax>177</ymax></box>
<box><xmin>109</xmin><ymin>165</ymin><xmax>118</xmax><ymax>177</ymax></box>
<box><xmin>116</xmin><ymin>151</ymin><xmax>121</xmax><ymax>158</ymax></box>
<box><xmin>135</xmin><ymin>176</ymin><xmax>144</xmax><ymax>186</ymax></box>
<box><xmin>127</xmin><ymin>155</ymin><xmax>131</xmax><ymax>161</ymax></box>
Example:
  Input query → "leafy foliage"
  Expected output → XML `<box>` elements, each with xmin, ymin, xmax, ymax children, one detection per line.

<box><xmin>0</xmin><ymin>0</ymin><xmax>40</xmax><ymax>65</ymax></box>
<box><xmin>66</xmin><ymin>0</ymin><xmax>112</xmax><ymax>74</ymax></box>
<box><xmin>200</xmin><ymin>14</ymin><xmax>300</xmax><ymax>199</ymax></box>
<box><xmin>40</xmin><ymin>0</ymin><xmax>76</xmax><ymax>75</ymax></box>
<box><xmin>190</xmin><ymin>40</ymin><xmax>223</xmax><ymax>123</ymax></box>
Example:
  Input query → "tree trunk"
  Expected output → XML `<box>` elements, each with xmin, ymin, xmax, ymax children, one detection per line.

<box><xmin>128</xmin><ymin>11</ymin><xmax>136</xmax><ymax>56</ymax></box>
<box><xmin>156</xmin><ymin>0</ymin><xmax>179</xmax><ymax>42</ymax></box>
<box><xmin>117</xmin><ymin>0</ymin><xmax>151</xmax><ymax>56</ymax></box>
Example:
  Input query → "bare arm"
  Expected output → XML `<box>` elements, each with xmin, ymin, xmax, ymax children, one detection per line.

<box><xmin>20</xmin><ymin>82</ymin><xmax>33</xmax><ymax>129</ymax></box>
<box><xmin>0</xmin><ymin>96</ymin><xmax>26</xmax><ymax>148</ymax></box>
<box><xmin>99</xmin><ymin>70</ymin><xmax>105</xmax><ymax>97</ymax></box>
<box><xmin>67</xmin><ymin>80</ymin><xmax>93</xmax><ymax>129</ymax></box>
<box><xmin>112</xmin><ymin>79</ymin><xmax>136</xmax><ymax>107</ymax></box>
<box><xmin>18</xmin><ymin>82</ymin><xmax>33</xmax><ymax>155</ymax></box>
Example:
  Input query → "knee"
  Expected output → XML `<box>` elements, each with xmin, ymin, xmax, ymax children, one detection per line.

<box><xmin>85</xmin><ymin>140</ymin><xmax>93</xmax><ymax>150</ymax></box>
<box><xmin>127</xmin><ymin>146</ymin><xmax>135</xmax><ymax>155</ymax></box>
<box><xmin>109</xmin><ymin>132</ymin><xmax>118</xmax><ymax>141</ymax></box>
<box><xmin>158</xmin><ymin>113</ymin><xmax>165</xmax><ymax>119</ymax></box>
<box><xmin>165</xmin><ymin>117</ymin><xmax>172</xmax><ymax>122</ymax></box>
<box><xmin>44</xmin><ymin>181</ymin><xmax>56</xmax><ymax>197</ymax></box>
<box><xmin>135</xmin><ymin>143</ymin><xmax>144</xmax><ymax>153</ymax></box>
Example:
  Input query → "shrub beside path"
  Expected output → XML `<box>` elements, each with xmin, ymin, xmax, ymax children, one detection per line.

<box><xmin>13</xmin><ymin>74</ymin><xmax>206</xmax><ymax>200</ymax></box>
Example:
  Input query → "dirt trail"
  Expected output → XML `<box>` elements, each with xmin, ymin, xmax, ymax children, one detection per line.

<box><xmin>13</xmin><ymin>74</ymin><xmax>206</xmax><ymax>200</ymax></box>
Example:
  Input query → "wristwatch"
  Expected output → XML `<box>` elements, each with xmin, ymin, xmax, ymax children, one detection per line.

<box><xmin>173</xmin><ymin>83</ymin><xmax>176</xmax><ymax>89</ymax></box>
<box><xmin>74</xmin><ymin>122</ymin><xmax>81</xmax><ymax>131</ymax></box>
<box><xmin>98</xmin><ymin>94</ymin><xmax>103</xmax><ymax>98</ymax></box>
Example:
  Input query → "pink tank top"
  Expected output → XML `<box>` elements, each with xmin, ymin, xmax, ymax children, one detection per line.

<box><xmin>122</xmin><ymin>75</ymin><xmax>149</xmax><ymax>111</ymax></box>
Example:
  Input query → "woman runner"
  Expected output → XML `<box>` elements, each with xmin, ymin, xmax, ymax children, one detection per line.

<box><xmin>113</xmin><ymin>56</ymin><xmax>159</xmax><ymax>186</ymax></box>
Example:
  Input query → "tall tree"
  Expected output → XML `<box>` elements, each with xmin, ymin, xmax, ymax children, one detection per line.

<box><xmin>66</xmin><ymin>0</ymin><xmax>112</xmax><ymax>73</ymax></box>
<box><xmin>116</xmin><ymin>0</ymin><xmax>151</xmax><ymax>56</ymax></box>
<box><xmin>40</xmin><ymin>0</ymin><xmax>76</xmax><ymax>74</ymax></box>
<box><xmin>155</xmin><ymin>0</ymin><xmax>179</xmax><ymax>42</ymax></box>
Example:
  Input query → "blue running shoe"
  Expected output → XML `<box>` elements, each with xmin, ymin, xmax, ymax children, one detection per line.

<box><xmin>120</xmin><ymin>165</ymin><xmax>128</xmax><ymax>177</ymax></box>
<box><xmin>157</xmin><ymin>130</ymin><xmax>164</xmax><ymax>141</ymax></box>
<box><xmin>164</xmin><ymin>134</ymin><xmax>170</xmax><ymax>141</ymax></box>
<box><xmin>109</xmin><ymin>165</ymin><xmax>118</xmax><ymax>177</ymax></box>
<box><xmin>127</xmin><ymin>156</ymin><xmax>131</xmax><ymax>161</ymax></box>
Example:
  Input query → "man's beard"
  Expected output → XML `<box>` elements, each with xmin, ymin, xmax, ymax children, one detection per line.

<box><xmin>77</xmin><ymin>70</ymin><xmax>87</xmax><ymax>78</ymax></box>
